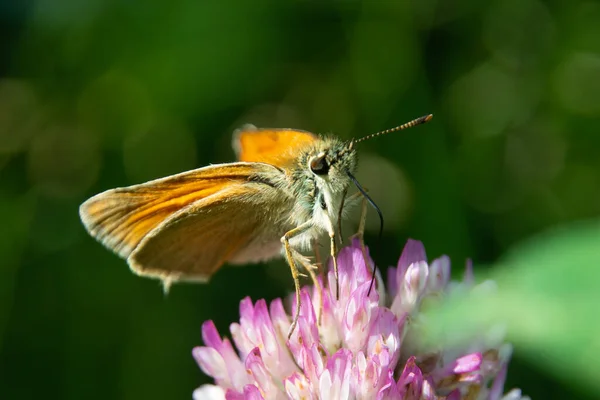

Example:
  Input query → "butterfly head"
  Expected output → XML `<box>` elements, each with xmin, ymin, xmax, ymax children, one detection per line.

<box><xmin>302</xmin><ymin>137</ymin><xmax>358</xmax><ymax>195</ymax></box>
<box><xmin>281</xmin><ymin>137</ymin><xmax>357</xmax><ymax>232</ymax></box>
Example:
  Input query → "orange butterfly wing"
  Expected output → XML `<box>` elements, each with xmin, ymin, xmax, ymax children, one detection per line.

<box><xmin>80</xmin><ymin>126</ymin><xmax>320</xmax><ymax>285</ymax></box>
<box><xmin>233</xmin><ymin>125</ymin><xmax>318</xmax><ymax>167</ymax></box>
<box><xmin>128</xmin><ymin>183</ymin><xmax>274</xmax><ymax>283</ymax></box>
<box><xmin>79</xmin><ymin>162</ymin><xmax>283</xmax><ymax>282</ymax></box>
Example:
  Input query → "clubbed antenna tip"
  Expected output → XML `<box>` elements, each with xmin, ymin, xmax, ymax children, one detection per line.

<box><xmin>354</xmin><ymin>114</ymin><xmax>433</xmax><ymax>144</ymax></box>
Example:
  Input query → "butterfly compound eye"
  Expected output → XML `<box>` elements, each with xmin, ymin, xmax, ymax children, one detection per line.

<box><xmin>309</xmin><ymin>154</ymin><xmax>330</xmax><ymax>175</ymax></box>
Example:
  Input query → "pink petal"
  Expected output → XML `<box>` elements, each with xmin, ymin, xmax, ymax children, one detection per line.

<box><xmin>224</xmin><ymin>389</ymin><xmax>244</xmax><ymax>400</ymax></box>
<box><xmin>352</xmin><ymin>351</ymin><xmax>394</xmax><ymax>400</ymax></box>
<box><xmin>233</xmin><ymin>298</ymin><xmax>260</xmax><ymax>356</ymax></box>
<box><xmin>193</xmin><ymin>384</ymin><xmax>226</xmax><ymax>400</ymax></box>
<box><xmin>329</xmin><ymin>243</ymin><xmax>373</xmax><ymax>304</ymax></box>
<box><xmin>342</xmin><ymin>281</ymin><xmax>378</xmax><ymax>353</ymax></box>
<box><xmin>224</xmin><ymin>385</ymin><xmax>265</xmax><ymax>400</ymax></box>
<box><xmin>253</xmin><ymin>300</ymin><xmax>279</xmax><ymax>355</ymax></box>
<box><xmin>427</xmin><ymin>256</ymin><xmax>450</xmax><ymax>293</ymax></box>
<box><xmin>288</xmin><ymin>288</ymin><xmax>320</xmax><ymax>366</ymax></box>
<box><xmin>350</xmin><ymin>237</ymin><xmax>365</xmax><ymax>250</ymax></box>
<box><xmin>349</xmin><ymin>240</ymin><xmax>373</xmax><ymax>283</ymax></box>
<box><xmin>367</xmin><ymin>308</ymin><xmax>401</xmax><ymax>369</ymax></box>
<box><xmin>446</xmin><ymin>389</ymin><xmax>462</xmax><ymax>400</ymax></box>
<box><xmin>397</xmin><ymin>239</ymin><xmax>427</xmax><ymax>278</ymax></box>
<box><xmin>350</xmin><ymin>237</ymin><xmax>372</xmax><ymax>262</ymax></box>
<box><xmin>379</xmin><ymin>370</ymin><xmax>401</xmax><ymax>400</ymax></box>
<box><xmin>238</xmin><ymin>297</ymin><xmax>256</xmax><ymax>329</ymax></box>
<box><xmin>284</xmin><ymin>372</ymin><xmax>314</xmax><ymax>400</ymax></box>
<box><xmin>453</xmin><ymin>353</ymin><xmax>483</xmax><ymax>374</ymax></box>
<box><xmin>405</xmin><ymin>262</ymin><xmax>429</xmax><ymax>297</ymax></box>
<box><xmin>421</xmin><ymin>377</ymin><xmax>437</xmax><ymax>400</ymax></box>
<box><xmin>231</xmin><ymin>298</ymin><xmax>297</xmax><ymax>382</ymax></box>
<box><xmin>202</xmin><ymin>320</ymin><xmax>244</xmax><ymax>370</ymax></box>
<box><xmin>352</xmin><ymin>352</ymin><xmax>369</xmax><ymax>392</ymax></box>
<box><xmin>195</xmin><ymin>321</ymin><xmax>247</xmax><ymax>390</ymax></box>
<box><xmin>193</xmin><ymin>347</ymin><xmax>229</xmax><ymax>385</ymax></box>
<box><xmin>375</xmin><ymin>368</ymin><xmax>396</xmax><ymax>400</ymax></box>
<box><xmin>243</xmin><ymin>385</ymin><xmax>265</xmax><ymax>400</ymax></box>
<box><xmin>268</xmin><ymin>298</ymin><xmax>290</xmax><ymax>343</ymax></box>
<box><xmin>432</xmin><ymin>352</ymin><xmax>484</xmax><ymax>387</ymax></box>
<box><xmin>489</xmin><ymin>364</ymin><xmax>508</xmax><ymax>400</ymax></box>
<box><xmin>391</xmin><ymin>261</ymin><xmax>429</xmax><ymax>316</ymax></box>
<box><xmin>302</xmin><ymin>343</ymin><xmax>327</xmax><ymax>391</ymax></box>
<box><xmin>397</xmin><ymin>357</ymin><xmax>423</xmax><ymax>400</ymax></box>
<box><xmin>319</xmin><ymin>349</ymin><xmax>352</xmax><ymax>400</ymax></box>
<box><xmin>245</xmin><ymin>347</ymin><xmax>282</xmax><ymax>397</ymax></box>
<box><xmin>327</xmin><ymin>249</ymin><xmax>353</xmax><ymax>303</ymax></box>
<box><xmin>318</xmin><ymin>281</ymin><xmax>342</xmax><ymax>352</ymax></box>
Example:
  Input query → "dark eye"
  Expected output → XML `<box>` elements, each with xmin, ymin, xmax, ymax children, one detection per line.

<box><xmin>309</xmin><ymin>155</ymin><xmax>330</xmax><ymax>175</ymax></box>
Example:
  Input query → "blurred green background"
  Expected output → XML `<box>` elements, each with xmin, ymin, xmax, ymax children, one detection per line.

<box><xmin>1</xmin><ymin>0</ymin><xmax>599</xmax><ymax>398</ymax></box>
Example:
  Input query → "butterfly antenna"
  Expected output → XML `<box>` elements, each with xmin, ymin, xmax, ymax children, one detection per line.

<box><xmin>354</xmin><ymin>114</ymin><xmax>433</xmax><ymax>144</ymax></box>
<box><xmin>347</xmin><ymin>172</ymin><xmax>384</xmax><ymax>296</ymax></box>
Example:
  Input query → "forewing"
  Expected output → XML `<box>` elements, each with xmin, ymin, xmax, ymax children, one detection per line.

<box><xmin>128</xmin><ymin>183</ymin><xmax>279</xmax><ymax>283</ymax></box>
<box><xmin>233</xmin><ymin>126</ymin><xmax>317</xmax><ymax>167</ymax></box>
<box><xmin>79</xmin><ymin>162</ymin><xmax>278</xmax><ymax>259</ymax></box>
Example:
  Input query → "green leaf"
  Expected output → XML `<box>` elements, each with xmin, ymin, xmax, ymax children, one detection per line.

<box><xmin>424</xmin><ymin>219</ymin><xmax>600</xmax><ymax>394</ymax></box>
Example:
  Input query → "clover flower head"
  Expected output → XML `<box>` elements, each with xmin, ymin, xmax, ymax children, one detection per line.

<box><xmin>193</xmin><ymin>239</ymin><xmax>528</xmax><ymax>400</ymax></box>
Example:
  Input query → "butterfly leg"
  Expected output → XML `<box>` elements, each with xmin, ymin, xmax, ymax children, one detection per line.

<box><xmin>329</xmin><ymin>230</ymin><xmax>340</xmax><ymax>299</ymax></box>
<box><xmin>337</xmin><ymin>189</ymin><xmax>367</xmax><ymax>239</ymax></box>
<box><xmin>331</xmin><ymin>190</ymin><xmax>368</xmax><ymax>299</ymax></box>
<box><xmin>310</xmin><ymin>238</ymin><xmax>325</xmax><ymax>324</ymax></box>
<box><xmin>346</xmin><ymin>189</ymin><xmax>377</xmax><ymax>278</ymax></box>
<box><xmin>291</xmin><ymin>247</ymin><xmax>323</xmax><ymax>326</ymax></box>
<box><xmin>353</xmin><ymin>192</ymin><xmax>368</xmax><ymax>241</ymax></box>
<box><xmin>349</xmin><ymin>190</ymin><xmax>384</xmax><ymax>297</ymax></box>
<box><xmin>281</xmin><ymin>221</ymin><xmax>314</xmax><ymax>339</ymax></box>
<box><xmin>336</xmin><ymin>189</ymin><xmax>348</xmax><ymax>247</ymax></box>
<box><xmin>311</xmin><ymin>238</ymin><xmax>323</xmax><ymax>276</ymax></box>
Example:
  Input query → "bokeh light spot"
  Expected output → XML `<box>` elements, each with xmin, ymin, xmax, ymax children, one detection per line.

<box><xmin>78</xmin><ymin>70</ymin><xmax>154</xmax><ymax>149</ymax></box>
<box><xmin>554</xmin><ymin>52</ymin><xmax>600</xmax><ymax>115</ymax></box>
<box><xmin>566</xmin><ymin>2</ymin><xmax>600</xmax><ymax>54</ymax></box>
<box><xmin>483</xmin><ymin>0</ymin><xmax>555</xmax><ymax>66</ymax></box>
<box><xmin>504</xmin><ymin>118</ymin><xmax>566</xmax><ymax>186</ymax></box>
<box><xmin>352</xmin><ymin>153</ymin><xmax>413</xmax><ymax>233</ymax></box>
<box><xmin>445</xmin><ymin>62</ymin><xmax>520</xmax><ymax>138</ymax></box>
<box><xmin>28</xmin><ymin>124</ymin><xmax>101</xmax><ymax>198</ymax></box>
<box><xmin>123</xmin><ymin>118</ymin><xmax>197</xmax><ymax>183</ymax></box>
<box><xmin>0</xmin><ymin>79</ymin><xmax>43</xmax><ymax>154</ymax></box>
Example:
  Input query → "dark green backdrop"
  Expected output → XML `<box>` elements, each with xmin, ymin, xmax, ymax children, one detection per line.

<box><xmin>1</xmin><ymin>0</ymin><xmax>598</xmax><ymax>399</ymax></box>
